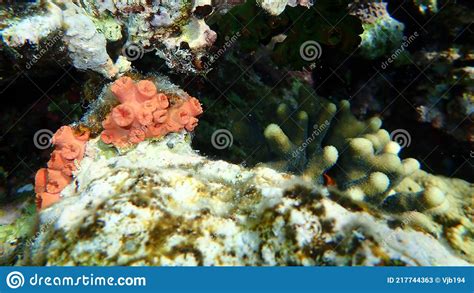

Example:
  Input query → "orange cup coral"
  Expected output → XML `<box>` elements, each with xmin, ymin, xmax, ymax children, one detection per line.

<box><xmin>34</xmin><ymin>77</ymin><xmax>203</xmax><ymax>210</ymax></box>
<box><xmin>35</xmin><ymin>126</ymin><xmax>89</xmax><ymax>210</ymax></box>
<box><xmin>101</xmin><ymin>77</ymin><xmax>203</xmax><ymax>147</ymax></box>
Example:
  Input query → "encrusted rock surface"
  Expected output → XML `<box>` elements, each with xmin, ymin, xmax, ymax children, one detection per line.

<box><xmin>21</xmin><ymin>134</ymin><xmax>470</xmax><ymax>266</ymax></box>
<box><xmin>0</xmin><ymin>0</ymin><xmax>219</xmax><ymax>76</ymax></box>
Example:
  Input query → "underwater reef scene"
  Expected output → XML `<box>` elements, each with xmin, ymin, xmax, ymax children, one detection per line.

<box><xmin>0</xmin><ymin>0</ymin><xmax>472</xmax><ymax>266</ymax></box>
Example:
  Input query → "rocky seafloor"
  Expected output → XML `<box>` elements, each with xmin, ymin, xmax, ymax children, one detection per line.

<box><xmin>0</xmin><ymin>0</ymin><xmax>472</xmax><ymax>266</ymax></box>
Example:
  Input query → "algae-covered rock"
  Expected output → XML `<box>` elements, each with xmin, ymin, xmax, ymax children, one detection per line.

<box><xmin>0</xmin><ymin>0</ymin><xmax>219</xmax><ymax>77</ymax></box>
<box><xmin>20</xmin><ymin>134</ymin><xmax>470</xmax><ymax>266</ymax></box>
<box><xmin>349</xmin><ymin>0</ymin><xmax>405</xmax><ymax>59</ymax></box>
<box><xmin>0</xmin><ymin>196</ymin><xmax>36</xmax><ymax>265</ymax></box>
<box><xmin>389</xmin><ymin>170</ymin><xmax>474</xmax><ymax>262</ymax></box>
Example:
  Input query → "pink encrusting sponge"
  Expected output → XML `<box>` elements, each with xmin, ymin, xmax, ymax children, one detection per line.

<box><xmin>101</xmin><ymin>77</ymin><xmax>203</xmax><ymax>148</ymax></box>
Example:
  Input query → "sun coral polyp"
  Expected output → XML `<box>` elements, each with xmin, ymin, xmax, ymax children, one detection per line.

<box><xmin>101</xmin><ymin>77</ymin><xmax>203</xmax><ymax>147</ymax></box>
<box><xmin>35</xmin><ymin>126</ymin><xmax>89</xmax><ymax>210</ymax></box>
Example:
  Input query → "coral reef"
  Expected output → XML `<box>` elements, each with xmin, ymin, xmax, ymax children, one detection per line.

<box><xmin>0</xmin><ymin>0</ymin><xmax>325</xmax><ymax>78</ymax></box>
<box><xmin>349</xmin><ymin>0</ymin><xmax>405</xmax><ymax>59</ymax></box>
<box><xmin>1</xmin><ymin>1</ymin><xmax>128</xmax><ymax>78</ymax></box>
<box><xmin>413</xmin><ymin>0</ymin><xmax>438</xmax><ymax>15</ymax></box>
<box><xmin>0</xmin><ymin>0</ymin><xmax>219</xmax><ymax>77</ymax></box>
<box><xmin>1</xmin><ymin>0</ymin><xmax>472</xmax><ymax>269</ymax></box>
<box><xmin>33</xmin><ymin>75</ymin><xmax>203</xmax><ymax>209</ymax></box>
<box><xmin>256</xmin><ymin>0</ymin><xmax>312</xmax><ymax>15</ymax></box>
<box><xmin>20</xmin><ymin>134</ymin><xmax>470</xmax><ymax>266</ymax></box>
<box><xmin>186</xmin><ymin>49</ymin><xmax>473</xmax><ymax>264</ymax></box>
<box><xmin>192</xmin><ymin>52</ymin><xmax>420</xmax><ymax>199</ymax></box>
<box><xmin>19</xmin><ymin>71</ymin><xmax>473</xmax><ymax>264</ymax></box>
<box><xmin>0</xmin><ymin>197</ymin><xmax>36</xmax><ymax>265</ymax></box>
<box><xmin>216</xmin><ymin>0</ymin><xmax>362</xmax><ymax>69</ymax></box>
<box><xmin>35</xmin><ymin>125</ymin><xmax>89</xmax><ymax>210</ymax></box>
<box><xmin>309</xmin><ymin>0</ymin><xmax>473</xmax><ymax>178</ymax></box>
<box><xmin>101</xmin><ymin>77</ymin><xmax>203</xmax><ymax>148</ymax></box>
<box><xmin>259</xmin><ymin>82</ymin><xmax>422</xmax><ymax>206</ymax></box>
<box><xmin>412</xmin><ymin>48</ymin><xmax>473</xmax><ymax>143</ymax></box>
<box><xmin>388</xmin><ymin>169</ymin><xmax>473</xmax><ymax>262</ymax></box>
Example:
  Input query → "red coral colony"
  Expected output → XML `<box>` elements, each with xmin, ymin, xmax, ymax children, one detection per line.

<box><xmin>34</xmin><ymin>77</ymin><xmax>203</xmax><ymax>210</ymax></box>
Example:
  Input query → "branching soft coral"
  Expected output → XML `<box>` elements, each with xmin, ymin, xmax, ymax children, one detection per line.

<box><xmin>35</xmin><ymin>126</ymin><xmax>89</xmax><ymax>210</ymax></box>
<box><xmin>101</xmin><ymin>77</ymin><xmax>203</xmax><ymax>148</ymax></box>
